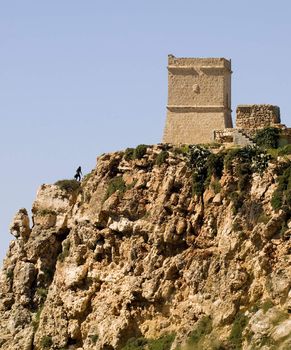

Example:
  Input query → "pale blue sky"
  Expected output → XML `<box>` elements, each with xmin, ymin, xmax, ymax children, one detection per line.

<box><xmin>1</xmin><ymin>0</ymin><xmax>291</xmax><ymax>264</ymax></box>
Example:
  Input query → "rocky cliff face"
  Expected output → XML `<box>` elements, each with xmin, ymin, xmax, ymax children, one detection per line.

<box><xmin>0</xmin><ymin>145</ymin><xmax>290</xmax><ymax>350</ymax></box>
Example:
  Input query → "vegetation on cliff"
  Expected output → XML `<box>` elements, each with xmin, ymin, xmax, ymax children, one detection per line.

<box><xmin>0</xmin><ymin>143</ymin><xmax>290</xmax><ymax>350</ymax></box>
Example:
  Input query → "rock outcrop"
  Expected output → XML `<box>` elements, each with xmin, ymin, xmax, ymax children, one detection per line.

<box><xmin>0</xmin><ymin>145</ymin><xmax>290</xmax><ymax>350</ymax></box>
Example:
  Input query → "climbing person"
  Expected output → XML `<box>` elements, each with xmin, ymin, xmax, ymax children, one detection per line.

<box><xmin>74</xmin><ymin>166</ymin><xmax>82</xmax><ymax>181</ymax></box>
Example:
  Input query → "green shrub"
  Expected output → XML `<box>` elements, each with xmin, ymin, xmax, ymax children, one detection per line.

<box><xmin>188</xmin><ymin>145</ymin><xmax>211</xmax><ymax>197</ymax></box>
<box><xmin>211</xmin><ymin>180</ymin><xmax>221</xmax><ymax>194</ymax></box>
<box><xmin>237</xmin><ymin>163</ymin><xmax>252</xmax><ymax>192</ymax></box>
<box><xmin>251</xmin><ymin>151</ymin><xmax>271</xmax><ymax>174</ymax></box>
<box><xmin>229</xmin><ymin>191</ymin><xmax>244</xmax><ymax>214</ymax></box>
<box><xmin>201</xmin><ymin>142</ymin><xmax>221</xmax><ymax>149</ymax></box>
<box><xmin>173</xmin><ymin>145</ymin><xmax>190</xmax><ymax>155</ymax></box>
<box><xmin>42</xmin><ymin>266</ymin><xmax>54</xmax><ymax>281</ymax></box>
<box><xmin>207</xmin><ymin>152</ymin><xmax>225</xmax><ymax>179</ymax></box>
<box><xmin>257</xmin><ymin>212</ymin><xmax>270</xmax><ymax>224</ymax></box>
<box><xmin>122</xmin><ymin>337</ymin><xmax>148</xmax><ymax>350</ymax></box>
<box><xmin>148</xmin><ymin>334</ymin><xmax>175</xmax><ymax>350</ymax></box>
<box><xmin>180</xmin><ymin>144</ymin><xmax>190</xmax><ymax>154</ymax></box>
<box><xmin>285</xmin><ymin>188</ymin><xmax>291</xmax><ymax>207</ymax></box>
<box><xmin>192</xmin><ymin>171</ymin><xmax>206</xmax><ymax>197</ymax></box>
<box><xmin>54</xmin><ymin>179</ymin><xmax>80</xmax><ymax>192</ymax></box>
<box><xmin>266</xmin><ymin>148</ymin><xmax>280</xmax><ymax>159</ymax></box>
<box><xmin>224</xmin><ymin>148</ymin><xmax>241</xmax><ymax>171</ymax></box>
<box><xmin>187</xmin><ymin>316</ymin><xmax>212</xmax><ymax>346</ymax></box>
<box><xmin>89</xmin><ymin>334</ymin><xmax>99</xmax><ymax>344</ymax></box>
<box><xmin>124</xmin><ymin>148</ymin><xmax>135</xmax><ymax>161</ymax></box>
<box><xmin>204</xmin><ymin>152</ymin><xmax>225</xmax><ymax>190</ymax></box>
<box><xmin>254</xmin><ymin>127</ymin><xmax>281</xmax><ymax>149</ymax></box>
<box><xmin>155</xmin><ymin>151</ymin><xmax>168</xmax><ymax>166</ymax></box>
<box><xmin>258</xmin><ymin>335</ymin><xmax>274</xmax><ymax>348</ymax></box>
<box><xmin>271</xmin><ymin>191</ymin><xmax>283</xmax><ymax>210</ymax></box>
<box><xmin>104</xmin><ymin>176</ymin><xmax>126</xmax><ymax>201</ymax></box>
<box><xmin>224</xmin><ymin>146</ymin><xmax>270</xmax><ymax>175</ymax></box>
<box><xmin>278</xmin><ymin>144</ymin><xmax>291</xmax><ymax>156</ymax></box>
<box><xmin>134</xmin><ymin>144</ymin><xmax>148</xmax><ymax>159</ymax></box>
<box><xmin>37</xmin><ymin>209</ymin><xmax>56</xmax><ymax>216</ymax></box>
<box><xmin>58</xmin><ymin>240</ymin><xmax>70</xmax><ymax>262</ymax></box>
<box><xmin>271</xmin><ymin>163</ymin><xmax>291</xmax><ymax>211</ymax></box>
<box><xmin>121</xmin><ymin>334</ymin><xmax>175</xmax><ymax>350</ymax></box>
<box><xmin>261</xmin><ymin>299</ymin><xmax>274</xmax><ymax>313</ymax></box>
<box><xmin>224</xmin><ymin>147</ymin><xmax>271</xmax><ymax>215</ymax></box>
<box><xmin>32</xmin><ymin>306</ymin><xmax>43</xmax><ymax>331</ymax></box>
<box><xmin>188</xmin><ymin>146</ymin><xmax>271</xmax><ymax>199</ymax></box>
<box><xmin>6</xmin><ymin>270</ymin><xmax>13</xmax><ymax>280</ymax></box>
<box><xmin>229</xmin><ymin>312</ymin><xmax>248</xmax><ymax>350</ymax></box>
<box><xmin>188</xmin><ymin>145</ymin><xmax>211</xmax><ymax>169</ymax></box>
<box><xmin>186</xmin><ymin>145</ymin><xmax>271</xmax><ymax>200</ymax></box>
<box><xmin>40</xmin><ymin>335</ymin><xmax>53</xmax><ymax>348</ymax></box>
<box><xmin>36</xmin><ymin>288</ymin><xmax>48</xmax><ymax>300</ymax></box>
<box><xmin>280</xmin><ymin>222</ymin><xmax>288</xmax><ymax>239</ymax></box>
<box><xmin>58</xmin><ymin>251</ymin><xmax>69</xmax><ymax>262</ymax></box>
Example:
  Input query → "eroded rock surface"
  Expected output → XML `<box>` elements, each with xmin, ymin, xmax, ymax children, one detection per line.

<box><xmin>0</xmin><ymin>145</ymin><xmax>290</xmax><ymax>350</ymax></box>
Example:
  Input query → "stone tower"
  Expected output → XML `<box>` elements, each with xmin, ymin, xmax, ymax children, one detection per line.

<box><xmin>163</xmin><ymin>55</ymin><xmax>233</xmax><ymax>144</ymax></box>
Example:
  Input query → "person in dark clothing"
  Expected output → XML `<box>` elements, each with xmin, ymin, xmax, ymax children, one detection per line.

<box><xmin>74</xmin><ymin>166</ymin><xmax>82</xmax><ymax>181</ymax></box>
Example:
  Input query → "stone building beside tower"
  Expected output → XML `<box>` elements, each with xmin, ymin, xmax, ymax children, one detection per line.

<box><xmin>163</xmin><ymin>55</ymin><xmax>290</xmax><ymax>146</ymax></box>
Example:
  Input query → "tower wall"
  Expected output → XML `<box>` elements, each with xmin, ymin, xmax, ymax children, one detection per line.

<box><xmin>163</xmin><ymin>56</ymin><xmax>232</xmax><ymax>144</ymax></box>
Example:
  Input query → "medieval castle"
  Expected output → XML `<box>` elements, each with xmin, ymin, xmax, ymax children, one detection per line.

<box><xmin>163</xmin><ymin>55</ymin><xmax>290</xmax><ymax>146</ymax></box>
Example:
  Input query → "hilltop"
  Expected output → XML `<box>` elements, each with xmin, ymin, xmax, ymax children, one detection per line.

<box><xmin>0</xmin><ymin>144</ymin><xmax>290</xmax><ymax>350</ymax></box>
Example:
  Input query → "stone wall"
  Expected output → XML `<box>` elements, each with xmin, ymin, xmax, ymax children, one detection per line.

<box><xmin>214</xmin><ymin>128</ymin><xmax>255</xmax><ymax>146</ymax></box>
<box><xmin>213</xmin><ymin>129</ymin><xmax>234</xmax><ymax>143</ymax></box>
<box><xmin>163</xmin><ymin>55</ymin><xmax>232</xmax><ymax>144</ymax></box>
<box><xmin>236</xmin><ymin>104</ymin><xmax>280</xmax><ymax>129</ymax></box>
<box><xmin>164</xmin><ymin>111</ymin><xmax>228</xmax><ymax>144</ymax></box>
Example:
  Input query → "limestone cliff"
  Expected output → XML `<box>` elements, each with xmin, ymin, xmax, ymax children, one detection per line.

<box><xmin>0</xmin><ymin>145</ymin><xmax>290</xmax><ymax>350</ymax></box>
